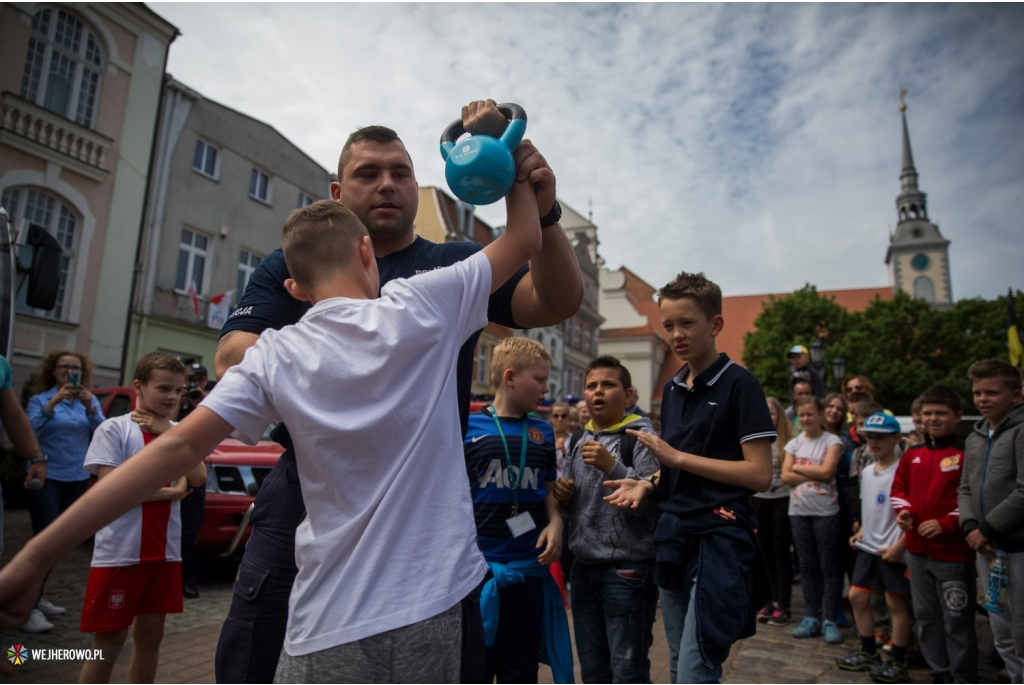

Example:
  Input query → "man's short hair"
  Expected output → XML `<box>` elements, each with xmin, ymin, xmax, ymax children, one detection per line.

<box><xmin>792</xmin><ymin>378</ymin><xmax>813</xmax><ymax>390</ymax></box>
<box><xmin>919</xmin><ymin>385</ymin><xmax>963</xmax><ymax>414</ymax></box>
<box><xmin>489</xmin><ymin>337</ymin><xmax>553</xmax><ymax>387</ymax></box>
<box><xmin>968</xmin><ymin>359</ymin><xmax>1023</xmax><ymax>393</ymax></box>
<box><xmin>135</xmin><ymin>351</ymin><xmax>187</xmax><ymax>385</ymax></box>
<box><xmin>854</xmin><ymin>400</ymin><xmax>884</xmax><ymax>419</ymax></box>
<box><xmin>910</xmin><ymin>396</ymin><xmax>924</xmax><ymax>415</ymax></box>
<box><xmin>584</xmin><ymin>355</ymin><xmax>632</xmax><ymax>391</ymax></box>
<box><xmin>846</xmin><ymin>391</ymin><xmax>873</xmax><ymax>405</ymax></box>
<box><xmin>337</xmin><ymin>125</ymin><xmax>403</xmax><ymax>180</ymax></box>
<box><xmin>657</xmin><ymin>271</ymin><xmax>722</xmax><ymax>319</ymax></box>
<box><xmin>282</xmin><ymin>200</ymin><xmax>368</xmax><ymax>290</ymax></box>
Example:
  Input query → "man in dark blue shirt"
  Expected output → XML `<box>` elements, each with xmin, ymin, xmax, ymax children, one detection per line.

<box><xmin>213</xmin><ymin>100</ymin><xmax>582</xmax><ymax>684</ymax></box>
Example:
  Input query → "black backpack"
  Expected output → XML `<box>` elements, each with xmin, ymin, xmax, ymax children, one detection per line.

<box><xmin>566</xmin><ymin>427</ymin><xmax>638</xmax><ymax>468</ymax></box>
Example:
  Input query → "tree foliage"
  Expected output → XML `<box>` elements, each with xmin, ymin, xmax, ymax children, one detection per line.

<box><xmin>744</xmin><ymin>288</ymin><xmax>1024</xmax><ymax>415</ymax></box>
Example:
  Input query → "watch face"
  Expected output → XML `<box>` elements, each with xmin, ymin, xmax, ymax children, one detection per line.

<box><xmin>911</xmin><ymin>253</ymin><xmax>930</xmax><ymax>271</ymax></box>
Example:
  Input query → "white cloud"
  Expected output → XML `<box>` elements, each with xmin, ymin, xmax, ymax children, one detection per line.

<box><xmin>152</xmin><ymin>2</ymin><xmax>1023</xmax><ymax>300</ymax></box>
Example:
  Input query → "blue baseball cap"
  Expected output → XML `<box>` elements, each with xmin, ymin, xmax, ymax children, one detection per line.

<box><xmin>861</xmin><ymin>413</ymin><xmax>901</xmax><ymax>435</ymax></box>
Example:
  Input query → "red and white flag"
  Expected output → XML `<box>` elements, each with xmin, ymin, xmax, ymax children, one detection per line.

<box><xmin>206</xmin><ymin>289</ymin><xmax>236</xmax><ymax>330</ymax></box>
<box><xmin>187</xmin><ymin>280</ymin><xmax>200</xmax><ymax>317</ymax></box>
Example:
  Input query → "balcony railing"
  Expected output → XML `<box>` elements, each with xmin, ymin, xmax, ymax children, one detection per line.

<box><xmin>1</xmin><ymin>92</ymin><xmax>113</xmax><ymax>175</ymax></box>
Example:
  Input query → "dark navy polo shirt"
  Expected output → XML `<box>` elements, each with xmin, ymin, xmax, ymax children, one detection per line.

<box><xmin>656</xmin><ymin>353</ymin><xmax>777</xmax><ymax>529</ymax></box>
<box><xmin>221</xmin><ymin>236</ymin><xmax>527</xmax><ymax>538</ymax></box>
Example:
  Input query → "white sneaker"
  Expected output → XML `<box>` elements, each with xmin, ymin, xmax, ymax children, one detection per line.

<box><xmin>37</xmin><ymin>598</ymin><xmax>66</xmax><ymax>617</ymax></box>
<box><xmin>22</xmin><ymin>609</ymin><xmax>53</xmax><ymax>633</ymax></box>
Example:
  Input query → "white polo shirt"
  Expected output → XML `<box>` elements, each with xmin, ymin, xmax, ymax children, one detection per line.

<box><xmin>202</xmin><ymin>251</ymin><xmax>492</xmax><ymax>656</ymax></box>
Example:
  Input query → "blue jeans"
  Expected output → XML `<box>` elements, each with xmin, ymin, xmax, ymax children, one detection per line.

<box><xmin>26</xmin><ymin>477</ymin><xmax>89</xmax><ymax>535</ymax></box>
<box><xmin>571</xmin><ymin>559</ymin><xmax>658</xmax><ymax>683</ymax></box>
<box><xmin>660</xmin><ymin>553</ymin><xmax>723</xmax><ymax>684</ymax></box>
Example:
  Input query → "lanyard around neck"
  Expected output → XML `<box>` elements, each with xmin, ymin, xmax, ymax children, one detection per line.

<box><xmin>487</xmin><ymin>406</ymin><xmax>529</xmax><ymax>507</ymax></box>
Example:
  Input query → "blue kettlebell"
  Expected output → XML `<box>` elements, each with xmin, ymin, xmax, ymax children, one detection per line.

<box><xmin>439</xmin><ymin>103</ymin><xmax>527</xmax><ymax>206</ymax></box>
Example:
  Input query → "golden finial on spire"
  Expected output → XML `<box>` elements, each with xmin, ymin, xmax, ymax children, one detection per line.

<box><xmin>899</xmin><ymin>88</ymin><xmax>908</xmax><ymax>112</ymax></box>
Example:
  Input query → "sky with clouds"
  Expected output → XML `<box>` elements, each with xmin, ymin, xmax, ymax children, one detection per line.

<box><xmin>150</xmin><ymin>2</ymin><xmax>1022</xmax><ymax>300</ymax></box>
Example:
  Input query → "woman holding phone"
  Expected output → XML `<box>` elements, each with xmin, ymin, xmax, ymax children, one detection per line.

<box><xmin>23</xmin><ymin>350</ymin><xmax>105</xmax><ymax>630</ymax></box>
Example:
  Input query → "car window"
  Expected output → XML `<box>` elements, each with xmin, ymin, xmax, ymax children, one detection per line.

<box><xmin>106</xmin><ymin>393</ymin><xmax>134</xmax><ymax>418</ymax></box>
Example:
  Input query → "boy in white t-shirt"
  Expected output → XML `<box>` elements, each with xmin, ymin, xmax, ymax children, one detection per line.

<box><xmin>837</xmin><ymin>413</ymin><xmax>912</xmax><ymax>684</ymax></box>
<box><xmin>0</xmin><ymin>183</ymin><xmax>542</xmax><ymax>681</ymax></box>
<box><xmin>79</xmin><ymin>352</ymin><xmax>207</xmax><ymax>684</ymax></box>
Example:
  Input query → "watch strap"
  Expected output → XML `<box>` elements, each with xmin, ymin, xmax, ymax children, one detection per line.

<box><xmin>540</xmin><ymin>200</ymin><xmax>562</xmax><ymax>228</ymax></box>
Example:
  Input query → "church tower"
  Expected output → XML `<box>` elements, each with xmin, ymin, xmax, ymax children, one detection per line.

<box><xmin>885</xmin><ymin>97</ymin><xmax>953</xmax><ymax>309</ymax></box>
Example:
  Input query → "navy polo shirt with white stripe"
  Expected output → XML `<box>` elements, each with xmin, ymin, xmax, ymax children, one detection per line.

<box><xmin>657</xmin><ymin>353</ymin><xmax>777</xmax><ymax>529</ymax></box>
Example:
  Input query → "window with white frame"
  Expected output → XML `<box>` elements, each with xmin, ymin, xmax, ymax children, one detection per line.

<box><xmin>249</xmin><ymin>168</ymin><xmax>271</xmax><ymax>203</ymax></box>
<box><xmin>20</xmin><ymin>7</ymin><xmax>104</xmax><ymax>129</ymax></box>
<box><xmin>192</xmin><ymin>140</ymin><xmax>219</xmax><ymax>179</ymax></box>
<box><xmin>175</xmin><ymin>228</ymin><xmax>209</xmax><ymax>293</ymax></box>
<box><xmin>1</xmin><ymin>186</ymin><xmax>79</xmax><ymax>320</ymax></box>
<box><xmin>297</xmin><ymin>192</ymin><xmax>314</xmax><ymax>208</ymax></box>
<box><xmin>236</xmin><ymin>250</ymin><xmax>262</xmax><ymax>305</ymax></box>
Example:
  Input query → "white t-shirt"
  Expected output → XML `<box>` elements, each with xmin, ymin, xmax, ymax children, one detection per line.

<box><xmin>856</xmin><ymin>459</ymin><xmax>901</xmax><ymax>554</ymax></box>
<box><xmin>83</xmin><ymin>414</ymin><xmax>182</xmax><ymax>567</ymax></box>
<box><xmin>785</xmin><ymin>432</ymin><xmax>844</xmax><ymax>517</ymax></box>
<box><xmin>202</xmin><ymin>251</ymin><xmax>492</xmax><ymax>657</ymax></box>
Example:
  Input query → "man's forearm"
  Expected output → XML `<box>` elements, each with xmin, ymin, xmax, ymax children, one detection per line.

<box><xmin>215</xmin><ymin>330</ymin><xmax>259</xmax><ymax>378</ymax></box>
<box><xmin>511</xmin><ymin>223</ymin><xmax>583</xmax><ymax>328</ymax></box>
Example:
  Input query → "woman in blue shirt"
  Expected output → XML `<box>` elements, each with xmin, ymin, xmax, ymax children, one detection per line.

<box><xmin>26</xmin><ymin>350</ymin><xmax>105</xmax><ymax>535</ymax></box>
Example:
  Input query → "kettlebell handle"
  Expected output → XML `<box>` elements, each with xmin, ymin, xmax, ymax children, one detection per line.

<box><xmin>440</xmin><ymin>103</ymin><xmax>528</xmax><ymax>151</ymax></box>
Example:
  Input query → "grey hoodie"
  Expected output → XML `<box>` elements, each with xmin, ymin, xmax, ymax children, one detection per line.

<box><xmin>562</xmin><ymin>414</ymin><xmax>659</xmax><ymax>563</ymax></box>
<box><xmin>958</xmin><ymin>403</ymin><xmax>1024</xmax><ymax>553</ymax></box>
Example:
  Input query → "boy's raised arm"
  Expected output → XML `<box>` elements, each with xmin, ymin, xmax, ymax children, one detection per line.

<box><xmin>0</xmin><ymin>407</ymin><xmax>234</xmax><ymax>630</ymax></box>
<box><xmin>482</xmin><ymin>178</ymin><xmax>542</xmax><ymax>294</ymax></box>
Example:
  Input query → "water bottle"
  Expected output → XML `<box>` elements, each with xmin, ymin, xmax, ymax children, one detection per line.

<box><xmin>984</xmin><ymin>548</ymin><xmax>1009</xmax><ymax>614</ymax></box>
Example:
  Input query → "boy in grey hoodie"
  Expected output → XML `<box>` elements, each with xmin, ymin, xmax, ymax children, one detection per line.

<box><xmin>959</xmin><ymin>359</ymin><xmax>1024</xmax><ymax>683</ymax></box>
<box><xmin>553</xmin><ymin>356</ymin><xmax>659</xmax><ymax>683</ymax></box>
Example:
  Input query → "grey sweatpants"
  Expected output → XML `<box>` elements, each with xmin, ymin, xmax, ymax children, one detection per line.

<box><xmin>906</xmin><ymin>552</ymin><xmax>977</xmax><ymax>683</ymax></box>
<box><xmin>978</xmin><ymin>550</ymin><xmax>1024</xmax><ymax>684</ymax></box>
<box><xmin>274</xmin><ymin>602</ymin><xmax>461</xmax><ymax>684</ymax></box>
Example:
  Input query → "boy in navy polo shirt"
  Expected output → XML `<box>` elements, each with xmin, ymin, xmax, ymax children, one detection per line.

<box><xmin>606</xmin><ymin>271</ymin><xmax>775</xmax><ymax>683</ymax></box>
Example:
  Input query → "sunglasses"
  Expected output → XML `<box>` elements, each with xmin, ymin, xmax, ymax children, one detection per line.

<box><xmin>551</xmin><ymin>413</ymin><xmax>569</xmax><ymax>419</ymax></box>
<box><xmin>846</xmin><ymin>385</ymin><xmax>864</xmax><ymax>392</ymax></box>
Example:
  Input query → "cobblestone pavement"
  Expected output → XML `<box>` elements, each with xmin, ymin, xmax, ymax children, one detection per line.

<box><xmin>1</xmin><ymin>507</ymin><xmax>1011</xmax><ymax>683</ymax></box>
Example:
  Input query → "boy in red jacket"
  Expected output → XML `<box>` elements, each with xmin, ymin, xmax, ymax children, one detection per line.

<box><xmin>890</xmin><ymin>385</ymin><xmax>976</xmax><ymax>684</ymax></box>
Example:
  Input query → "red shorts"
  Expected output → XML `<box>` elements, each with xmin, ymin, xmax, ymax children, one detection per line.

<box><xmin>80</xmin><ymin>561</ymin><xmax>183</xmax><ymax>633</ymax></box>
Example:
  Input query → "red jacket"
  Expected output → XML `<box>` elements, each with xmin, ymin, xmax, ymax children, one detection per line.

<box><xmin>890</xmin><ymin>434</ymin><xmax>974</xmax><ymax>563</ymax></box>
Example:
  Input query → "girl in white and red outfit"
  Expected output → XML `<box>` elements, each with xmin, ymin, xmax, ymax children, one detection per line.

<box><xmin>78</xmin><ymin>352</ymin><xmax>206</xmax><ymax>684</ymax></box>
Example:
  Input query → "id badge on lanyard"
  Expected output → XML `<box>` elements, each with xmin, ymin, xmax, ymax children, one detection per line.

<box><xmin>489</xmin><ymin>407</ymin><xmax>537</xmax><ymax>538</ymax></box>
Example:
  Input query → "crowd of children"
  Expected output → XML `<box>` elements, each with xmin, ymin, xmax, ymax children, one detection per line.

<box><xmin>0</xmin><ymin>178</ymin><xmax>1020</xmax><ymax>684</ymax></box>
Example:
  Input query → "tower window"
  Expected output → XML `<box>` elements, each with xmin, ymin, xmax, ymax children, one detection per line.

<box><xmin>912</xmin><ymin>227</ymin><xmax>923</xmax><ymax>238</ymax></box>
<box><xmin>914</xmin><ymin>276</ymin><xmax>935</xmax><ymax>303</ymax></box>
<box><xmin>900</xmin><ymin>209</ymin><xmax>907</xmax><ymax>221</ymax></box>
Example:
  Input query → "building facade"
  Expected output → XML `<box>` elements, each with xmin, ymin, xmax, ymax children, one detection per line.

<box><xmin>0</xmin><ymin>2</ymin><xmax>177</xmax><ymax>386</ymax></box>
<box><xmin>125</xmin><ymin>79</ymin><xmax>332</xmax><ymax>374</ymax></box>
<box><xmin>885</xmin><ymin>101</ymin><xmax>953</xmax><ymax>310</ymax></box>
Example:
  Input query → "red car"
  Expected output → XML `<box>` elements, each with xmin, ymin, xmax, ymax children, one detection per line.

<box><xmin>94</xmin><ymin>387</ymin><xmax>284</xmax><ymax>556</ymax></box>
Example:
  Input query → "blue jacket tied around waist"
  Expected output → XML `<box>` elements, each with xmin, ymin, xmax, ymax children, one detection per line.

<box><xmin>480</xmin><ymin>559</ymin><xmax>574</xmax><ymax>684</ymax></box>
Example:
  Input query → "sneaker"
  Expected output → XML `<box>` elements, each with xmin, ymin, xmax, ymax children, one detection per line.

<box><xmin>837</xmin><ymin>647</ymin><xmax>883</xmax><ymax>671</ymax></box>
<box><xmin>823</xmin><ymin>619</ymin><xmax>844</xmax><ymax>644</ymax></box>
<box><xmin>36</xmin><ymin>598</ymin><xmax>66</xmax><ymax>617</ymax></box>
<box><xmin>22</xmin><ymin>608</ymin><xmax>53</xmax><ymax>633</ymax></box>
<box><xmin>792</xmin><ymin>616</ymin><xmax>821</xmax><ymax>638</ymax></box>
<box><xmin>836</xmin><ymin>609</ymin><xmax>849</xmax><ymax>628</ymax></box>
<box><xmin>870</xmin><ymin>659</ymin><xmax>910</xmax><ymax>684</ymax></box>
<box><xmin>183</xmin><ymin>585</ymin><xmax>200</xmax><ymax>599</ymax></box>
<box><xmin>767</xmin><ymin>608</ymin><xmax>793</xmax><ymax>627</ymax></box>
<box><xmin>757</xmin><ymin>605</ymin><xmax>773</xmax><ymax>623</ymax></box>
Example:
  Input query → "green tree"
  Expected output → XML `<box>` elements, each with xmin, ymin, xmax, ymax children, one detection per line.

<box><xmin>742</xmin><ymin>285</ymin><xmax>850</xmax><ymax>402</ymax></box>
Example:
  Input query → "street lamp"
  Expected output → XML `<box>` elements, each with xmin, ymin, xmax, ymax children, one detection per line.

<box><xmin>832</xmin><ymin>355</ymin><xmax>847</xmax><ymax>391</ymax></box>
<box><xmin>810</xmin><ymin>339</ymin><xmax>825</xmax><ymax>369</ymax></box>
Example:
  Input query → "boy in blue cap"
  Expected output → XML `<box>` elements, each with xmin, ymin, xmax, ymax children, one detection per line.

<box><xmin>837</xmin><ymin>413</ymin><xmax>912</xmax><ymax>684</ymax></box>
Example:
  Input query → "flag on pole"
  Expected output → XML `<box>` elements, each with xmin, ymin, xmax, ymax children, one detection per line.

<box><xmin>206</xmin><ymin>289</ymin><xmax>236</xmax><ymax>330</ymax></box>
<box><xmin>1008</xmin><ymin>288</ymin><xmax>1023</xmax><ymax>368</ymax></box>
<box><xmin>187</xmin><ymin>280</ymin><xmax>200</xmax><ymax>317</ymax></box>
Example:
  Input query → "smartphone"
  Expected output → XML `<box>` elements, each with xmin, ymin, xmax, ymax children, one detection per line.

<box><xmin>68</xmin><ymin>370</ymin><xmax>81</xmax><ymax>391</ymax></box>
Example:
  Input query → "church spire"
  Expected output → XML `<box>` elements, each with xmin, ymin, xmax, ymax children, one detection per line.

<box><xmin>899</xmin><ymin>90</ymin><xmax>919</xmax><ymax>192</ymax></box>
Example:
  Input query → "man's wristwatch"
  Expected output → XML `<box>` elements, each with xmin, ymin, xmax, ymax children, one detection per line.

<box><xmin>28</xmin><ymin>455</ymin><xmax>48</xmax><ymax>465</ymax></box>
<box><xmin>540</xmin><ymin>200</ymin><xmax>562</xmax><ymax>228</ymax></box>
